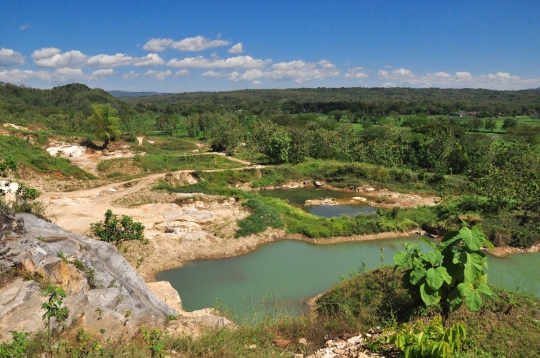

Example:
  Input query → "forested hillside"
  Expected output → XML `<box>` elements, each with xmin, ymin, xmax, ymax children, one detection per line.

<box><xmin>125</xmin><ymin>87</ymin><xmax>540</xmax><ymax>118</ymax></box>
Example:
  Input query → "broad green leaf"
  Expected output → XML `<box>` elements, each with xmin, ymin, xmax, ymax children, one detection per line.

<box><xmin>447</xmin><ymin>287</ymin><xmax>463</xmax><ymax>312</ymax></box>
<box><xmin>476</xmin><ymin>283</ymin><xmax>493</xmax><ymax>296</ymax></box>
<box><xmin>460</xmin><ymin>226</ymin><xmax>485</xmax><ymax>251</ymax></box>
<box><xmin>423</xmin><ymin>250</ymin><xmax>443</xmax><ymax>265</ymax></box>
<box><xmin>419</xmin><ymin>236</ymin><xmax>437</xmax><ymax>249</ymax></box>
<box><xmin>394</xmin><ymin>251</ymin><xmax>408</xmax><ymax>265</ymax></box>
<box><xmin>426</xmin><ymin>267</ymin><xmax>444</xmax><ymax>290</ymax></box>
<box><xmin>420</xmin><ymin>283</ymin><xmax>441</xmax><ymax>306</ymax></box>
<box><xmin>431</xmin><ymin>341</ymin><xmax>451</xmax><ymax>358</ymax></box>
<box><xmin>410</xmin><ymin>267</ymin><xmax>427</xmax><ymax>285</ymax></box>
<box><xmin>464</xmin><ymin>289</ymin><xmax>482</xmax><ymax>312</ymax></box>
<box><xmin>436</xmin><ymin>266</ymin><xmax>452</xmax><ymax>285</ymax></box>
<box><xmin>460</xmin><ymin>252</ymin><xmax>484</xmax><ymax>283</ymax></box>
<box><xmin>457</xmin><ymin>282</ymin><xmax>473</xmax><ymax>294</ymax></box>
<box><xmin>483</xmin><ymin>238</ymin><xmax>495</xmax><ymax>249</ymax></box>
<box><xmin>441</xmin><ymin>230</ymin><xmax>459</xmax><ymax>243</ymax></box>
<box><xmin>405</xmin><ymin>243</ymin><xmax>421</xmax><ymax>253</ymax></box>
<box><xmin>439</xmin><ymin>235</ymin><xmax>461</xmax><ymax>251</ymax></box>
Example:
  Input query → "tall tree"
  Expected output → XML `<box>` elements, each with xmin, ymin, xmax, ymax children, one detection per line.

<box><xmin>87</xmin><ymin>104</ymin><xmax>121</xmax><ymax>148</ymax></box>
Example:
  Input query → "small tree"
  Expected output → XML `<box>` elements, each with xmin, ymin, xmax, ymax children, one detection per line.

<box><xmin>87</xmin><ymin>104</ymin><xmax>121</xmax><ymax>149</ymax></box>
<box><xmin>394</xmin><ymin>225</ymin><xmax>494</xmax><ymax>318</ymax></box>
<box><xmin>90</xmin><ymin>209</ymin><xmax>145</xmax><ymax>247</ymax></box>
<box><xmin>484</xmin><ymin>118</ymin><xmax>497</xmax><ymax>132</ymax></box>
<box><xmin>502</xmin><ymin>117</ymin><xmax>518</xmax><ymax>130</ymax></box>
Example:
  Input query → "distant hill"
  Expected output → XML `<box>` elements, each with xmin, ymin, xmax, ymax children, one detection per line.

<box><xmin>108</xmin><ymin>90</ymin><xmax>165</xmax><ymax>98</ymax></box>
<box><xmin>0</xmin><ymin>82</ymin><xmax>129</xmax><ymax>116</ymax></box>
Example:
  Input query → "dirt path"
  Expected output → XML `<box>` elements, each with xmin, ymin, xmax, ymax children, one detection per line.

<box><xmin>41</xmin><ymin>164</ymin><xmax>264</xmax><ymax>235</ymax></box>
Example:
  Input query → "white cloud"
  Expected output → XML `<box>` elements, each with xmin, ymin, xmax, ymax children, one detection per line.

<box><xmin>0</xmin><ymin>48</ymin><xmax>25</xmax><ymax>67</ymax></box>
<box><xmin>168</xmin><ymin>55</ymin><xmax>271</xmax><ymax>69</ymax></box>
<box><xmin>0</xmin><ymin>69</ymin><xmax>50</xmax><ymax>82</ymax></box>
<box><xmin>143</xmin><ymin>36</ymin><xmax>231</xmax><ymax>52</ymax></box>
<box><xmin>378</xmin><ymin>68</ymin><xmax>414</xmax><ymax>79</ymax></box>
<box><xmin>252</xmin><ymin>80</ymin><xmax>261</xmax><ymax>85</ymax></box>
<box><xmin>219</xmin><ymin>60</ymin><xmax>340</xmax><ymax>83</ymax></box>
<box><xmin>20</xmin><ymin>23</ymin><xmax>30</xmax><ymax>31</ymax></box>
<box><xmin>87</xmin><ymin>53</ymin><xmax>134</xmax><ymax>67</ymax></box>
<box><xmin>90</xmin><ymin>68</ymin><xmax>114</xmax><ymax>80</ymax></box>
<box><xmin>456</xmin><ymin>71</ymin><xmax>472</xmax><ymax>80</ymax></box>
<box><xmin>142</xmin><ymin>69</ymin><xmax>171</xmax><ymax>81</ymax></box>
<box><xmin>382</xmin><ymin>82</ymin><xmax>397</xmax><ymax>87</ymax></box>
<box><xmin>133</xmin><ymin>53</ymin><xmax>165</xmax><ymax>67</ymax></box>
<box><xmin>31</xmin><ymin>48</ymin><xmax>87</xmax><ymax>68</ymax></box>
<box><xmin>345</xmin><ymin>67</ymin><xmax>368</xmax><ymax>80</ymax></box>
<box><xmin>267</xmin><ymin>60</ymin><xmax>340</xmax><ymax>83</ymax></box>
<box><xmin>50</xmin><ymin>67</ymin><xmax>88</xmax><ymax>82</ymax></box>
<box><xmin>123</xmin><ymin>71</ymin><xmax>139</xmax><ymax>80</ymax></box>
<box><xmin>201</xmin><ymin>70</ymin><xmax>225</xmax><ymax>78</ymax></box>
<box><xmin>317</xmin><ymin>60</ymin><xmax>336</xmax><ymax>69</ymax></box>
<box><xmin>376</xmin><ymin>67</ymin><xmax>540</xmax><ymax>89</ymax></box>
<box><xmin>86</xmin><ymin>53</ymin><xmax>164</xmax><ymax>68</ymax></box>
<box><xmin>31</xmin><ymin>47</ymin><xmax>61</xmax><ymax>60</ymax></box>
<box><xmin>174</xmin><ymin>69</ymin><xmax>191</xmax><ymax>78</ymax></box>
<box><xmin>142</xmin><ymin>38</ymin><xmax>174</xmax><ymax>52</ymax></box>
<box><xmin>228</xmin><ymin>43</ymin><xmax>244</xmax><ymax>54</ymax></box>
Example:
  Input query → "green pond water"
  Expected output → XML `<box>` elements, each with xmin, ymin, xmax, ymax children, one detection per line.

<box><xmin>259</xmin><ymin>187</ymin><xmax>377</xmax><ymax>218</ymax></box>
<box><xmin>155</xmin><ymin>238</ymin><xmax>540</xmax><ymax>316</ymax></box>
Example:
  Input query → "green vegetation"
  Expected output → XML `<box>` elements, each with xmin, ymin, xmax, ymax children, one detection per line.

<box><xmin>0</xmin><ymin>136</ymin><xmax>94</xmax><ymax>179</ymax></box>
<box><xmin>90</xmin><ymin>210</ymin><xmax>146</xmax><ymax>248</ymax></box>
<box><xmin>87</xmin><ymin>104</ymin><xmax>121</xmax><ymax>148</ymax></box>
<box><xmin>394</xmin><ymin>226</ymin><xmax>494</xmax><ymax>315</ymax></box>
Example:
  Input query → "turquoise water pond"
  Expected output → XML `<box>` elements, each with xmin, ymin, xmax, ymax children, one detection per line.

<box><xmin>259</xmin><ymin>187</ymin><xmax>377</xmax><ymax>218</ymax></box>
<box><xmin>156</xmin><ymin>238</ymin><xmax>540</xmax><ymax>316</ymax></box>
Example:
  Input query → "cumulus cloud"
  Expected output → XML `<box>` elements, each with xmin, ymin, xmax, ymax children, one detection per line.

<box><xmin>143</xmin><ymin>36</ymin><xmax>231</xmax><ymax>52</ymax></box>
<box><xmin>167</xmin><ymin>55</ymin><xmax>271</xmax><ymax>70</ymax></box>
<box><xmin>378</xmin><ymin>68</ymin><xmax>414</xmax><ymax>79</ymax></box>
<box><xmin>134</xmin><ymin>53</ymin><xmax>165</xmax><ymax>67</ymax></box>
<box><xmin>376</xmin><ymin>67</ymin><xmax>540</xmax><ymax>89</ymax></box>
<box><xmin>123</xmin><ymin>71</ymin><xmax>139</xmax><ymax>80</ymax></box>
<box><xmin>0</xmin><ymin>69</ymin><xmax>50</xmax><ymax>83</ymax></box>
<box><xmin>266</xmin><ymin>60</ymin><xmax>340</xmax><ymax>83</ymax></box>
<box><xmin>31</xmin><ymin>48</ymin><xmax>87</xmax><ymax>68</ymax></box>
<box><xmin>174</xmin><ymin>69</ymin><xmax>190</xmax><ymax>78</ymax></box>
<box><xmin>90</xmin><ymin>68</ymin><xmax>114</xmax><ymax>80</ymax></box>
<box><xmin>86</xmin><ymin>53</ymin><xmax>164</xmax><ymax>68</ymax></box>
<box><xmin>142</xmin><ymin>38</ymin><xmax>174</xmax><ymax>52</ymax></box>
<box><xmin>143</xmin><ymin>69</ymin><xmax>171</xmax><ymax>81</ymax></box>
<box><xmin>49</xmin><ymin>67</ymin><xmax>88</xmax><ymax>82</ymax></box>
<box><xmin>228</xmin><ymin>43</ymin><xmax>244</xmax><ymax>54</ymax></box>
<box><xmin>222</xmin><ymin>60</ymin><xmax>340</xmax><ymax>83</ymax></box>
<box><xmin>0</xmin><ymin>48</ymin><xmax>25</xmax><ymax>67</ymax></box>
<box><xmin>87</xmin><ymin>53</ymin><xmax>134</xmax><ymax>67</ymax></box>
<box><xmin>345</xmin><ymin>67</ymin><xmax>368</xmax><ymax>80</ymax></box>
<box><xmin>201</xmin><ymin>70</ymin><xmax>225</xmax><ymax>78</ymax></box>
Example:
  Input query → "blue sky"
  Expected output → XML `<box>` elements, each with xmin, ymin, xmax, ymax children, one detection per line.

<box><xmin>1</xmin><ymin>0</ymin><xmax>539</xmax><ymax>92</ymax></box>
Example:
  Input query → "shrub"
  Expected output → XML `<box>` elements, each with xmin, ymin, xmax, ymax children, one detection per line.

<box><xmin>90</xmin><ymin>210</ymin><xmax>145</xmax><ymax>248</ymax></box>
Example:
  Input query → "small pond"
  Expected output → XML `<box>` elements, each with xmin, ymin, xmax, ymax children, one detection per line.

<box><xmin>259</xmin><ymin>187</ymin><xmax>376</xmax><ymax>218</ymax></box>
<box><xmin>156</xmin><ymin>238</ymin><xmax>540</xmax><ymax>316</ymax></box>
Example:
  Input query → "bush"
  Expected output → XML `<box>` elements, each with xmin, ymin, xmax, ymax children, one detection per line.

<box><xmin>90</xmin><ymin>210</ymin><xmax>145</xmax><ymax>247</ymax></box>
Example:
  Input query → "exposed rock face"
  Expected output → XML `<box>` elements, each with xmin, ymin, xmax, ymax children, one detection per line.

<box><xmin>0</xmin><ymin>213</ymin><xmax>177</xmax><ymax>342</ymax></box>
